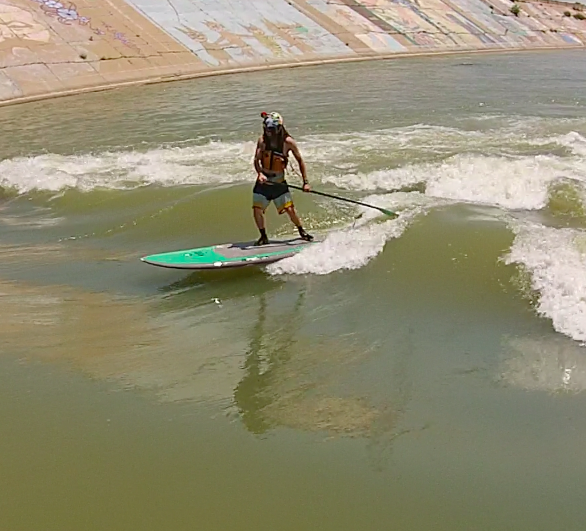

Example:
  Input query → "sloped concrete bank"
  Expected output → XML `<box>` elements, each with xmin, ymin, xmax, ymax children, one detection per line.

<box><xmin>1</xmin><ymin>0</ymin><xmax>585</xmax><ymax>106</ymax></box>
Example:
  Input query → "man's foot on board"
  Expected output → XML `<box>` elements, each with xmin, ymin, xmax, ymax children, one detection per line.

<box><xmin>298</xmin><ymin>227</ymin><xmax>314</xmax><ymax>242</ymax></box>
<box><xmin>255</xmin><ymin>235</ymin><xmax>270</xmax><ymax>246</ymax></box>
<box><xmin>254</xmin><ymin>228</ymin><xmax>269</xmax><ymax>246</ymax></box>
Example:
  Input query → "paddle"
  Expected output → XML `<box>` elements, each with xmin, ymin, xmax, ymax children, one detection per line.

<box><xmin>286</xmin><ymin>183</ymin><xmax>398</xmax><ymax>218</ymax></box>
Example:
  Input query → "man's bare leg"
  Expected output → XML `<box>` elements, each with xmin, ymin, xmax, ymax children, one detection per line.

<box><xmin>253</xmin><ymin>207</ymin><xmax>269</xmax><ymax>245</ymax></box>
<box><xmin>284</xmin><ymin>206</ymin><xmax>313</xmax><ymax>241</ymax></box>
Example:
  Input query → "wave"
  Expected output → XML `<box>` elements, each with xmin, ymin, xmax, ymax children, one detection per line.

<box><xmin>2</xmin><ymin>121</ymin><xmax>585</xmax><ymax>200</ymax></box>
<box><xmin>504</xmin><ymin>222</ymin><xmax>586</xmax><ymax>344</ymax></box>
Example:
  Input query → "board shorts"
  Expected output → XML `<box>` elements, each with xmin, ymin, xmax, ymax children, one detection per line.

<box><xmin>252</xmin><ymin>175</ymin><xmax>293</xmax><ymax>214</ymax></box>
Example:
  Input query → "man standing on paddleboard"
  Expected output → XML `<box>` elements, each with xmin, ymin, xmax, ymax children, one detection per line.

<box><xmin>252</xmin><ymin>111</ymin><xmax>313</xmax><ymax>246</ymax></box>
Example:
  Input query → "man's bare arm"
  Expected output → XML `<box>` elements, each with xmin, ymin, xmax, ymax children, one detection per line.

<box><xmin>254</xmin><ymin>138</ymin><xmax>265</xmax><ymax>180</ymax></box>
<box><xmin>288</xmin><ymin>138</ymin><xmax>309</xmax><ymax>187</ymax></box>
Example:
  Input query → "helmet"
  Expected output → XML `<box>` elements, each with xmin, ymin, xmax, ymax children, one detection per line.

<box><xmin>261</xmin><ymin>111</ymin><xmax>283</xmax><ymax>131</ymax></box>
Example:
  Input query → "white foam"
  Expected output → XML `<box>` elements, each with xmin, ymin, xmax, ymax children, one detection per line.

<box><xmin>0</xmin><ymin>124</ymin><xmax>494</xmax><ymax>193</ymax></box>
<box><xmin>267</xmin><ymin>194</ymin><xmax>427</xmax><ymax>276</ymax></box>
<box><xmin>323</xmin><ymin>167</ymin><xmax>422</xmax><ymax>192</ymax></box>
<box><xmin>2</xmin><ymin>120</ymin><xmax>586</xmax><ymax>200</ymax></box>
<box><xmin>326</xmin><ymin>153</ymin><xmax>586</xmax><ymax>211</ymax></box>
<box><xmin>267</xmin><ymin>219</ymin><xmax>403</xmax><ymax>276</ymax></box>
<box><xmin>305</xmin><ymin>118</ymin><xmax>586</xmax><ymax>168</ymax></box>
<box><xmin>551</xmin><ymin>131</ymin><xmax>586</xmax><ymax>157</ymax></box>
<box><xmin>504</xmin><ymin>222</ymin><xmax>586</xmax><ymax>343</ymax></box>
<box><xmin>0</xmin><ymin>140</ymin><xmax>257</xmax><ymax>193</ymax></box>
<box><xmin>425</xmin><ymin>155</ymin><xmax>560</xmax><ymax>210</ymax></box>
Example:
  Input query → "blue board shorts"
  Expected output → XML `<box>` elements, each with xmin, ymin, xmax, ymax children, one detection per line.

<box><xmin>252</xmin><ymin>175</ymin><xmax>293</xmax><ymax>214</ymax></box>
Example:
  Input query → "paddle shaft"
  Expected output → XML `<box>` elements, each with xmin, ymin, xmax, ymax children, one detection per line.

<box><xmin>286</xmin><ymin>183</ymin><xmax>397</xmax><ymax>217</ymax></box>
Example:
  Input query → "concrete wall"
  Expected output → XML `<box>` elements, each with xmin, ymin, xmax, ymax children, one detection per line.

<box><xmin>1</xmin><ymin>0</ymin><xmax>585</xmax><ymax>104</ymax></box>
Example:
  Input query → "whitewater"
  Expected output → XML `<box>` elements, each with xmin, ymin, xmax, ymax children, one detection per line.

<box><xmin>2</xmin><ymin>116</ymin><xmax>586</xmax><ymax>343</ymax></box>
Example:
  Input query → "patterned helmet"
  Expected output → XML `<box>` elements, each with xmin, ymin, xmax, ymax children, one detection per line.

<box><xmin>262</xmin><ymin>111</ymin><xmax>284</xmax><ymax>130</ymax></box>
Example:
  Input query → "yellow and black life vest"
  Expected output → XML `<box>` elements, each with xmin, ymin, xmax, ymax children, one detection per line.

<box><xmin>261</xmin><ymin>149</ymin><xmax>288</xmax><ymax>173</ymax></box>
<box><xmin>260</xmin><ymin>134</ymin><xmax>289</xmax><ymax>174</ymax></box>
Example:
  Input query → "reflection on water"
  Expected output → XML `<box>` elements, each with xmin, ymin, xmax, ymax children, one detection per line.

<box><xmin>232</xmin><ymin>289</ymin><xmax>381</xmax><ymax>437</ymax></box>
<box><xmin>3</xmin><ymin>271</ymin><xmax>416</xmax><ymax>448</ymax></box>
<box><xmin>1</xmin><ymin>278</ymin><xmax>160</xmax><ymax>363</ymax></box>
<box><xmin>233</xmin><ymin>288</ymin><xmax>418</xmax><ymax>461</ymax></box>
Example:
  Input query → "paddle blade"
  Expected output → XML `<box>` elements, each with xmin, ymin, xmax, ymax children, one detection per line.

<box><xmin>380</xmin><ymin>208</ymin><xmax>398</xmax><ymax>218</ymax></box>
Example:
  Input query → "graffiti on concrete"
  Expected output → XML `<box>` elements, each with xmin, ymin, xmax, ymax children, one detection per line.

<box><xmin>124</xmin><ymin>0</ymin><xmax>353</xmax><ymax>66</ymax></box>
<box><xmin>0</xmin><ymin>2</ymin><xmax>51</xmax><ymax>44</ymax></box>
<box><xmin>26</xmin><ymin>0</ymin><xmax>139</xmax><ymax>49</ymax></box>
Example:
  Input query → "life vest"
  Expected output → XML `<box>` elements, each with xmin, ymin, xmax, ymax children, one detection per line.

<box><xmin>261</xmin><ymin>150</ymin><xmax>288</xmax><ymax>173</ymax></box>
<box><xmin>260</xmin><ymin>137</ymin><xmax>288</xmax><ymax>173</ymax></box>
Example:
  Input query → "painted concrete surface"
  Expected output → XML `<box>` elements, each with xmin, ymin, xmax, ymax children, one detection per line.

<box><xmin>0</xmin><ymin>0</ymin><xmax>585</xmax><ymax>104</ymax></box>
<box><xmin>0</xmin><ymin>0</ymin><xmax>206</xmax><ymax>102</ymax></box>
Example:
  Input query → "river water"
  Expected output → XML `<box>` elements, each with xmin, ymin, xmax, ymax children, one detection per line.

<box><xmin>2</xmin><ymin>49</ymin><xmax>586</xmax><ymax>530</ymax></box>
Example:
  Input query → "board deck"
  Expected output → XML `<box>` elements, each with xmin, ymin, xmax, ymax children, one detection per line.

<box><xmin>140</xmin><ymin>237</ymin><xmax>316</xmax><ymax>270</ymax></box>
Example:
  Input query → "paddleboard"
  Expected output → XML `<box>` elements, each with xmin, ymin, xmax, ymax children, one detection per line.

<box><xmin>140</xmin><ymin>237</ymin><xmax>316</xmax><ymax>270</ymax></box>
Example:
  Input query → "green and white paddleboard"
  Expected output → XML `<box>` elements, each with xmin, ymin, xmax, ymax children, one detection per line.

<box><xmin>140</xmin><ymin>237</ymin><xmax>317</xmax><ymax>270</ymax></box>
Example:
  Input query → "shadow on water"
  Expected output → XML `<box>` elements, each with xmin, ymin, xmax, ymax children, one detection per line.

<box><xmin>158</xmin><ymin>265</ymin><xmax>269</xmax><ymax>293</ymax></box>
<box><xmin>153</xmin><ymin>266</ymin><xmax>284</xmax><ymax>313</ymax></box>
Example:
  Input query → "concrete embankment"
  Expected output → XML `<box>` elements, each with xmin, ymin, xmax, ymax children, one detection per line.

<box><xmin>1</xmin><ymin>0</ymin><xmax>585</xmax><ymax>105</ymax></box>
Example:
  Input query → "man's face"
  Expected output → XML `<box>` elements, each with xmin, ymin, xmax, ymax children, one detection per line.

<box><xmin>264</xmin><ymin>116</ymin><xmax>281</xmax><ymax>138</ymax></box>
